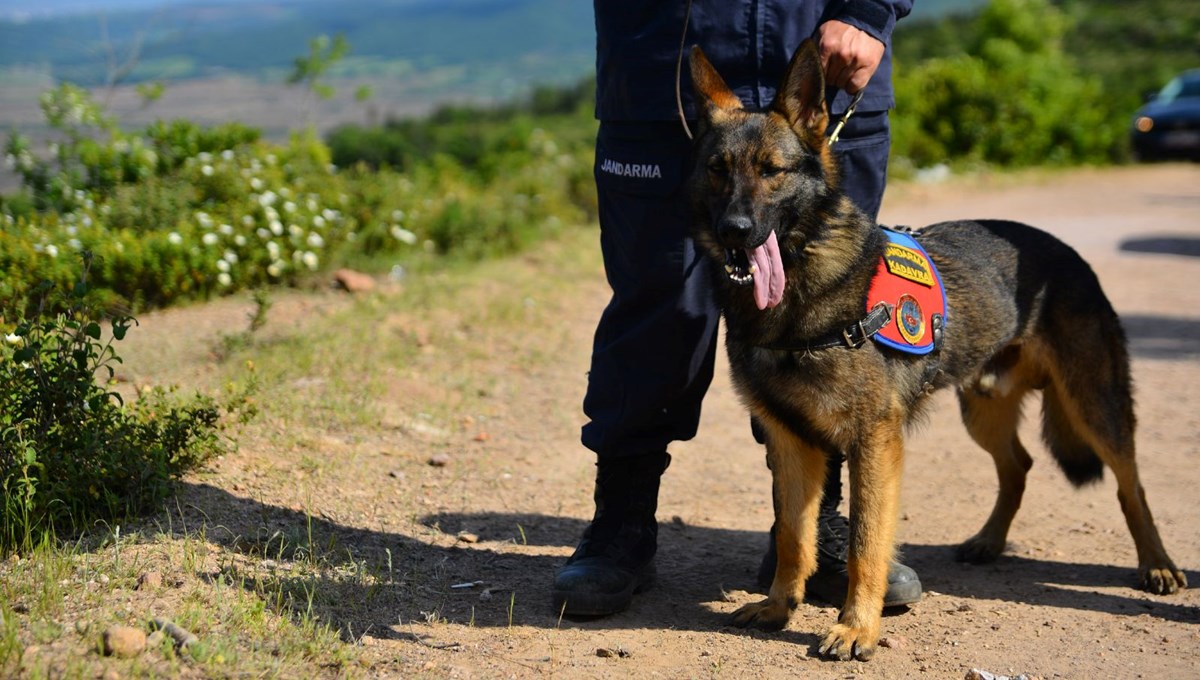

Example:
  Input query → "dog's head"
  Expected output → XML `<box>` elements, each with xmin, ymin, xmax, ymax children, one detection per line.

<box><xmin>688</xmin><ymin>39</ymin><xmax>841</xmax><ymax>308</ymax></box>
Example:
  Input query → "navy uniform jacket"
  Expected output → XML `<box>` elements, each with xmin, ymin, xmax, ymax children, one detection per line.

<box><xmin>594</xmin><ymin>0</ymin><xmax>913</xmax><ymax>120</ymax></box>
<box><xmin>583</xmin><ymin>2</ymin><xmax>910</xmax><ymax>456</ymax></box>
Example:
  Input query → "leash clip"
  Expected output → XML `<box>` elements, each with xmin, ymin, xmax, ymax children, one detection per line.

<box><xmin>828</xmin><ymin>90</ymin><xmax>864</xmax><ymax>146</ymax></box>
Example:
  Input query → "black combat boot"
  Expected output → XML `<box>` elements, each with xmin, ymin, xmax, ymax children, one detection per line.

<box><xmin>756</xmin><ymin>455</ymin><xmax>922</xmax><ymax>607</ymax></box>
<box><xmin>552</xmin><ymin>451</ymin><xmax>671</xmax><ymax>617</ymax></box>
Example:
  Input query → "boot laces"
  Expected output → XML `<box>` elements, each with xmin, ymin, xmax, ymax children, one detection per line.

<box><xmin>817</xmin><ymin>511</ymin><xmax>850</xmax><ymax>568</ymax></box>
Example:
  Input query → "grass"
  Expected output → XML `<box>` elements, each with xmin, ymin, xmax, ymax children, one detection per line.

<box><xmin>0</xmin><ymin>220</ymin><xmax>601</xmax><ymax>677</ymax></box>
<box><xmin>0</xmin><ymin>519</ymin><xmax>359</xmax><ymax>678</ymax></box>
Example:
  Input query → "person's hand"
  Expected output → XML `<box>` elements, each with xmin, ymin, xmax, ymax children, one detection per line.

<box><xmin>817</xmin><ymin>20</ymin><xmax>886</xmax><ymax>94</ymax></box>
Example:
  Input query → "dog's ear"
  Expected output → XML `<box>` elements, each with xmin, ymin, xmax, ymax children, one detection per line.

<box><xmin>770</xmin><ymin>39</ymin><xmax>828</xmax><ymax>139</ymax></box>
<box><xmin>690</xmin><ymin>45</ymin><xmax>743</xmax><ymax>127</ymax></box>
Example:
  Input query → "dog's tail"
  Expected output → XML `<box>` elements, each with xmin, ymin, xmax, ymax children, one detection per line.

<box><xmin>1038</xmin><ymin>269</ymin><xmax>1136</xmax><ymax>487</ymax></box>
<box><xmin>1040</xmin><ymin>382</ymin><xmax>1108</xmax><ymax>486</ymax></box>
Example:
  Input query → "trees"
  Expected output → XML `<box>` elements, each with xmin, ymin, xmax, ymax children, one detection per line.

<box><xmin>287</xmin><ymin>33</ymin><xmax>351</xmax><ymax>128</ymax></box>
<box><xmin>891</xmin><ymin>0</ymin><xmax>1123</xmax><ymax>170</ymax></box>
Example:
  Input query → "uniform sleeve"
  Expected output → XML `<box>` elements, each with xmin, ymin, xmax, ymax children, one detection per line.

<box><xmin>831</xmin><ymin>0</ymin><xmax>913</xmax><ymax>45</ymax></box>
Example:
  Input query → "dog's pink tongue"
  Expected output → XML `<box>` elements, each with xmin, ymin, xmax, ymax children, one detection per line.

<box><xmin>747</xmin><ymin>230</ymin><xmax>785</xmax><ymax>310</ymax></box>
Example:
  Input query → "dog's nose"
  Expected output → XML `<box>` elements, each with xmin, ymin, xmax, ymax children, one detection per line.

<box><xmin>718</xmin><ymin>214</ymin><xmax>754</xmax><ymax>246</ymax></box>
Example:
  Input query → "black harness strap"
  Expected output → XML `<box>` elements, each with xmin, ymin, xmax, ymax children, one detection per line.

<box><xmin>758</xmin><ymin>302</ymin><xmax>892</xmax><ymax>352</ymax></box>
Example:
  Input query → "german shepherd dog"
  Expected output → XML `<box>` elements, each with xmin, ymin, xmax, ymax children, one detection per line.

<box><xmin>687</xmin><ymin>40</ymin><xmax>1187</xmax><ymax>661</ymax></box>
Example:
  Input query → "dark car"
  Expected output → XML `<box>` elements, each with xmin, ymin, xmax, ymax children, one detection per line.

<box><xmin>1130</xmin><ymin>69</ymin><xmax>1200</xmax><ymax>161</ymax></box>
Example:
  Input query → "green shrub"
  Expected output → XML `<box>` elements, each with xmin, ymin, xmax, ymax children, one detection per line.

<box><xmin>0</xmin><ymin>260</ymin><xmax>227</xmax><ymax>552</ymax></box>
<box><xmin>145</xmin><ymin>119</ymin><xmax>261</xmax><ymax>175</ymax></box>
<box><xmin>1</xmin><ymin>129</ymin><xmax>359</xmax><ymax>316</ymax></box>
<box><xmin>1</xmin><ymin>81</ymin><xmax>596</xmax><ymax>318</ymax></box>
<box><xmin>892</xmin><ymin>0</ymin><xmax>1123</xmax><ymax>170</ymax></box>
<box><xmin>325</xmin><ymin>79</ymin><xmax>595</xmax><ymax>175</ymax></box>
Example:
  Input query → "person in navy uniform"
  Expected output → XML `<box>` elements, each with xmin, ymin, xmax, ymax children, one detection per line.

<box><xmin>553</xmin><ymin>0</ymin><xmax>921</xmax><ymax>617</ymax></box>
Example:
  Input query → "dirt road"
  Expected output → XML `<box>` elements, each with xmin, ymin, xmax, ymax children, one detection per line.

<box><xmin>341</xmin><ymin>164</ymin><xmax>1200</xmax><ymax>678</ymax></box>
<box><xmin>135</xmin><ymin>164</ymin><xmax>1200</xmax><ymax>678</ymax></box>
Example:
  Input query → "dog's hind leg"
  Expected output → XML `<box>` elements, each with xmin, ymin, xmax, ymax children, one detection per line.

<box><xmin>955</xmin><ymin>382</ymin><xmax>1034</xmax><ymax>564</ymax></box>
<box><xmin>818</xmin><ymin>412</ymin><xmax>906</xmax><ymax>661</ymax></box>
<box><xmin>1106</xmin><ymin>452</ymin><xmax>1187</xmax><ymax>594</ymax></box>
<box><xmin>1042</xmin><ymin>374</ymin><xmax>1187</xmax><ymax>594</ymax></box>
<box><xmin>729</xmin><ymin>423</ymin><xmax>826</xmax><ymax>631</ymax></box>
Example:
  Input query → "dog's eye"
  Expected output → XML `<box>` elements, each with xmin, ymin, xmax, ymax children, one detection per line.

<box><xmin>707</xmin><ymin>159</ymin><xmax>728</xmax><ymax>176</ymax></box>
<box><xmin>761</xmin><ymin>166</ymin><xmax>787</xmax><ymax>178</ymax></box>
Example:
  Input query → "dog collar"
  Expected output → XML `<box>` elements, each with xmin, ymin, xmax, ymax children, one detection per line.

<box><xmin>758</xmin><ymin>303</ymin><xmax>892</xmax><ymax>352</ymax></box>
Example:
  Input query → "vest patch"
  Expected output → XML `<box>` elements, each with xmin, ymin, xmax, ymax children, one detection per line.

<box><xmin>883</xmin><ymin>243</ymin><xmax>935</xmax><ymax>287</ymax></box>
<box><xmin>895</xmin><ymin>294</ymin><xmax>925</xmax><ymax>344</ymax></box>
<box><xmin>600</xmin><ymin>158</ymin><xmax>663</xmax><ymax>179</ymax></box>
<box><xmin>866</xmin><ymin>229</ymin><xmax>947</xmax><ymax>355</ymax></box>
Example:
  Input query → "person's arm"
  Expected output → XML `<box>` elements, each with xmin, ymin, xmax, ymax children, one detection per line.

<box><xmin>819</xmin><ymin>0</ymin><xmax>913</xmax><ymax>94</ymax></box>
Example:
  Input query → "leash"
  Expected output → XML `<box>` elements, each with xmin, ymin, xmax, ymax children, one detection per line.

<box><xmin>674</xmin><ymin>1</ymin><xmax>865</xmax><ymax>146</ymax></box>
<box><xmin>675</xmin><ymin>0</ymin><xmax>696</xmax><ymax>140</ymax></box>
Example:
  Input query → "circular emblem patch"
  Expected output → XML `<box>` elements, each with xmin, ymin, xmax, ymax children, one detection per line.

<box><xmin>896</xmin><ymin>294</ymin><xmax>925</xmax><ymax>344</ymax></box>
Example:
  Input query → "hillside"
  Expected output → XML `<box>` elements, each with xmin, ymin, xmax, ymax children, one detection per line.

<box><xmin>0</xmin><ymin>1</ymin><xmax>995</xmax><ymax>99</ymax></box>
<box><xmin>0</xmin><ymin>0</ymin><xmax>593</xmax><ymax>100</ymax></box>
<box><xmin>0</xmin><ymin>0</ymin><xmax>1192</xmax><ymax>184</ymax></box>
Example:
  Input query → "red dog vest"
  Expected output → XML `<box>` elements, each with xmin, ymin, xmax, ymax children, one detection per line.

<box><xmin>866</xmin><ymin>228</ymin><xmax>947</xmax><ymax>355</ymax></box>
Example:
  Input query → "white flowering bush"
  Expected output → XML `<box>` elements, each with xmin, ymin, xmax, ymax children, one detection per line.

<box><xmin>1</xmin><ymin>259</ymin><xmax>227</xmax><ymax>551</ymax></box>
<box><xmin>1</xmin><ymin>137</ymin><xmax>353</xmax><ymax>311</ymax></box>
<box><xmin>1</xmin><ymin>85</ymin><xmax>595</xmax><ymax>318</ymax></box>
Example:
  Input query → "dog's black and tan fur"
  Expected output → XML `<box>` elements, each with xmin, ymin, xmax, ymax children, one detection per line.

<box><xmin>688</xmin><ymin>40</ymin><xmax>1186</xmax><ymax>661</ymax></box>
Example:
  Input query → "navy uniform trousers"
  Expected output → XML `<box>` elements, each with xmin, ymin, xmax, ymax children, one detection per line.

<box><xmin>581</xmin><ymin>111</ymin><xmax>891</xmax><ymax>459</ymax></box>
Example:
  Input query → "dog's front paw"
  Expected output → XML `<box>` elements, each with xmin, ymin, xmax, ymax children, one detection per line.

<box><xmin>955</xmin><ymin>533</ymin><xmax>1005</xmax><ymax>564</ymax></box>
<box><xmin>817</xmin><ymin>622</ymin><xmax>879</xmax><ymax>661</ymax></box>
<box><xmin>1141</xmin><ymin>564</ymin><xmax>1188</xmax><ymax>595</ymax></box>
<box><xmin>728</xmin><ymin>598</ymin><xmax>792</xmax><ymax>631</ymax></box>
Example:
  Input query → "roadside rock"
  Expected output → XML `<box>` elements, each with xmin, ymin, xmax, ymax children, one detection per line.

<box><xmin>102</xmin><ymin>625</ymin><xmax>147</xmax><ymax>657</ymax></box>
<box><xmin>334</xmin><ymin>269</ymin><xmax>376</xmax><ymax>293</ymax></box>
